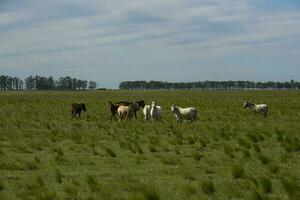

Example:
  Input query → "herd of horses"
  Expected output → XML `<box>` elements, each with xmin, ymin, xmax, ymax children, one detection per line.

<box><xmin>71</xmin><ymin>100</ymin><xmax>269</xmax><ymax>122</ymax></box>
<box><xmin>106</xmin><ymin>100</ymin><xmax>197</xmax><ymax>122</ymax></box>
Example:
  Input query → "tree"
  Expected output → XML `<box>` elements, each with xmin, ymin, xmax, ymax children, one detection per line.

<box><xmin>118</xmin><ymin>80</ymin><xmax>300</xmax><ymax>90</ymax></box>
<box><xmin>88</xmin><ymin>81</ymin><xmax>97</xmax><ymax>90</ymax></box>
<box><xmin>25</xmin><ymin>75</ymin><xmax>36</xmax><ymax>90</ymax></box>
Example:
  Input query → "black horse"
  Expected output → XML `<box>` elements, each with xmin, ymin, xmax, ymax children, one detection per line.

<box><xmin>107</xmin><ymin>101</ymin><xmax>121</xmax><ymax>120</ymax></box>
<box><xmin>71</xmin><ymin>103</ymin><xmax>86</xmax><ymax>118</ymax></box>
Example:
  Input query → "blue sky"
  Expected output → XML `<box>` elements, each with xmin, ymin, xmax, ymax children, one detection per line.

<box><xmin>0</xmin><ymin>0</ymin><xmax>300</xmax><ymax>88</ymax></box>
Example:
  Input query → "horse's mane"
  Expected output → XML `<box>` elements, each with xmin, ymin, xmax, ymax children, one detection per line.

<box><xmin>248</xmin><ymin>102</ymin><xmax>255</xmax><ymax>106</ymax></box>
<box><xmin>172</xmin><ymin>105</ymin><xmax>180</xmax><ymax>112</ymax></box>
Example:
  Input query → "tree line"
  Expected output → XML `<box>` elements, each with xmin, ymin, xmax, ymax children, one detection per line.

<box><xmin>0</xmin><ymin>75</ymin><xmax>97</xmax><ymax>91</ymax></box>
<box><xmin>119</xmin><ymin>80</ymin><xmax>300</xmax><ymax>90</ymax></box>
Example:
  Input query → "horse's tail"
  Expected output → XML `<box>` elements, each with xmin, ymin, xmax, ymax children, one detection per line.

<box><xmin>193</xmin><ymin>109</ymin><xmax>198</xmax><ymax>120</ymax></box>
<box><xmin>264</xmin><ymin>105</ymin><xmax>269</xmax><ymax>117</ymax></box>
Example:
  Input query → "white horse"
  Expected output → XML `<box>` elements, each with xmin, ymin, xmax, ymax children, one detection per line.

<box><xmin>243</xmin><ymin>102</ymin><xmax>268</xmax><ymax>117</ymax></box>
<box><xmin>171</xmin><ymin>104</ymin><xmax>197</xmax><ymax>123</ymax></box>
<box><xmin>150</xmin><ymin>101</ymin><xmax>162</xmax><ymax>121</ymax></box>
<box><xmin>143</xmin><ymin>105</ymin><xmax>151</xmax><ymax>121</ymax></box>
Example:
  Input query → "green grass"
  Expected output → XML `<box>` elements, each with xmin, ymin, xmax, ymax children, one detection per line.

<box><xmin>232</xmin><ymin>165</ymin><xmax>245</xmax><ymax>179</ymax></box>
<box><xmin>0</xmin><ymin>90</ymin><xmax>300</xmax><ymax>199</ymax></box>
<box><xmin>200</xmin><ymin>179</ymin><xmax>215</xmax><ymax>196</ymax></box>
<box><xmin>259</xmin><ymin>177</ymin><xmax>272</xmax><ymax>194</ymax></box>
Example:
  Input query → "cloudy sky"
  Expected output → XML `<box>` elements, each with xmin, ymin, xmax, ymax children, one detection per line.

<box><xmin>0</xmin><ymin>0</ymin><xmax>300</xmax><ymax>88</ymax></box>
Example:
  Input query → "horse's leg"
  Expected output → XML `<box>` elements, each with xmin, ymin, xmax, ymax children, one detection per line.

<box><xmin>134</xmin><ymin>110</ymin><xmax>137</xmax><ymax>119</ymax></box>
<box><xmin>191</xmin><ymin>116</ymin><xmax>195</xmax><ymax>122</ymax></box>
<box><xmin>125</xmin><ymin>112</ymin><xmax>129</xmax><ymax>122</ymax></box>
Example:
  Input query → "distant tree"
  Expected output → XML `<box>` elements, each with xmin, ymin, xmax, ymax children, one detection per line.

<box><xmin>88</xmin><ymin>81</ymin><xmax>97</xmax><ymax>90</ymax></box>
<box><xmin>290</xmin><ymin>79</ymin><xmax>295</xmax><ymax>89</ymax></box>
<box><xmin>21</xmin><ymin>75</ymin><xmax>95</xmax><ymax>90</ymax></box>
<box><xmin>25</xmin><ymin>75</ymin><xmax>36</xmax><ymax>90</ymax></box>
<box><xmin>0</xmin><ymin>75</ymin><xmax>7</xmax><ymax>90</ymax></box>
<box><xmin>119</xmin><ymin>80</ymin><xmax>300</xmax><ymax>90</ymax></box>
<box><xmin>82</xmin><ymin>80</ymin><xmax>88</xmax><ymax>90</ymax></box>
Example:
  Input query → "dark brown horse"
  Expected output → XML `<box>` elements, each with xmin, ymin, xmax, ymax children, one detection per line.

<box><xmin>71</xmin><ymin>103</ymin><xmax>86</xmax><ymax>118</ymax></box>
<box><xmin>107</xmin><ymin>101</ymin><xmax>121</xmax><ymax>120</ymax></box>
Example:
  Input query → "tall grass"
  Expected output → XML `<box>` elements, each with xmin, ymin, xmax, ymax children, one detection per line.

<box><xmin>232</xmin><ymin>165</ymin><xmax>245</xmax><ymax>179</ymax></box>
<box><xmin>0</xmin><ymin>90</ymin><xmax>299</xmax><ymax>199</ymax></box>
<box><xmin>200</xmin><ymin>179</ymin><xmax>215</xmax><ymax>195</ymax></box>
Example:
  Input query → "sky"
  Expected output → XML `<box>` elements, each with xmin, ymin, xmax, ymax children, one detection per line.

<box><xmin>0</xmin><ymin>0</ymin><xmax>300</xmax><ymax>88</ymax></box>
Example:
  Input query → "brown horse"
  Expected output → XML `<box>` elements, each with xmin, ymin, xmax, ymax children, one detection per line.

<box><xmin>71</xmin><ymin>103</ymin><xmax>86</xmax><ymax>118</ymax></box>
<box><xmin>116</xmin><ymin>100</ymin><xmax>145</xmax><ymax>119</ymax></box>
<box><xmin>117</xmin><ymin>103</ymin><xmax>138</xmax><ymax>122</ymax></box>
<box><xmin>107</xmin><ymin>101</ymin><xmax>121</xmax><ymax>120</ymax></box>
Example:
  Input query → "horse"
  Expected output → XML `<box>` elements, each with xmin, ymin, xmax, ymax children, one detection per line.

<box><xmin>116</xmin><ymin>100</ymin><xmax>145</xmax><ymax>119</ymax></box>
<box><xmin>150</xmin><ymin>101</ymin><xmax>162</xmax><ymax>121</ymax></box>
<box><xmin>117</xmin><ymin>103</ymin><xmax>139</xmax><ymax>122</ymax></box>
<box><xmin>171</xmin><ymin>104</ymin><xmax>197</xmax><ymax>123</ymax></box>
<box><xmin>243</xmin><ymin>102</ymin><xmax>268</xmax><ymax>117</ymax></box>
<box><xmin>107</xmin><ymin>101</ymin><xmax>121</xmax><ymax>120</ymax></box>
<box><xmin>71</xmin><ymin>103</ymin><xmax>86</xmax><ymax>118</ymax></box>
<box><xmin>143</xmin><ymin>105</ymin><xmax>151</xmax><ymax>121</ymax></box>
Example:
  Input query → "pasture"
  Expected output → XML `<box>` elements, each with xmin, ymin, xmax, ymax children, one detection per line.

<box><xmin>0</xmin><ymin>90</ymin><xmax>299</xmax><ymax>200</ymax></box>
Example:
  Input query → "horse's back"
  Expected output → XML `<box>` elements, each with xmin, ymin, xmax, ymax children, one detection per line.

<box><xmin>181</xmin><ymin>107</ymin><xmax>196</xmax><ymax>114</ymax></box>
<box><xmin>257</xmin><ymin>104</ymin><xmax>268</xmax><ymax>111</ymax></box>
<box><xmin>143</xmin><ymin>105</ymin><xmax>151</xmax><ymax>114</ymax></box>
<box><xmin>71</xmin><ymin>103</ymin><xmax>78</xmax><ymax>108</ymax></box>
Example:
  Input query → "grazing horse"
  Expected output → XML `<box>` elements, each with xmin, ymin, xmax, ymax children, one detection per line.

<box><xmin>107</xmin><ymin>101</ymin><xmax>121</xmax><ymax>120</ymax></box>
<box><xmin>116</xmin><ymin>100</ymin><xmax>145</xmax><ymax>119</ymax></box>
<box><xmin>71</xmin><ymin>103</ymin><xmax>86</xmax><ymax>118</ymax></box>
<box><xmin>117</xmin><ymin>103</ymin><xmax>138</xmax><ymax>122</ymax></box>
<box><xmin>171</xmin><ymin>104</ymin><xmax>197</xmax><ymax>123</ymax></box>
<box><xmin>243</xmin><ymin>102</ymin><xmax>268</xmax><ymax>117</ymax></box>
<box><xmin>143</xmin><ymin>105</ymin><xmax>151</xmax><ymax>121</ymax></box>
<box><xmin>150</xmin><ymin>101</ymin><xmax>162</xmax><ymax>121</ymax></box>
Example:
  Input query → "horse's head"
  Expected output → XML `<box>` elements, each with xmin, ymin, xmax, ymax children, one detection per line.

<box><xmin>171</xmin><ymin>104</ymin><xmax>176</xmax><ymax>113</ymax></box>
<box><xmin>137</xmin><ymin>100</ymin><xmax>145</xmax><ymax>108</ymax></box>
<box><xmin>151</xmin><ymin>101</ymin><xmax>156</xmax><ymax>107</ymax></box>
<box><xmin>81</xmin><ymin>103</ymin><xmax>87</xmax><ymax>112</ymax></box>
<box><xmin>243</xmin><ymin>101</ymin><xmax>249</xmax><ymax>108</ymax></box>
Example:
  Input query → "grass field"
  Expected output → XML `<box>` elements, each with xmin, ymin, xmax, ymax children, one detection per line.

<box><xmin>0</xmin><ymin>90</ymin><xmax>300</xmax><ymax>200</ymax></box>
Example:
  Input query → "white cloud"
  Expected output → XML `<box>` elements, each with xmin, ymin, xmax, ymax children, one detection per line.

<box><xmin>0</xmin><ymin>0</ymin><xmax>300</xmax><ymax>87</ymax></box>
<box><xmin>0</xmin><ymin>11</ymin><xmax>25</xmax><ymax>25</ymax></box>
